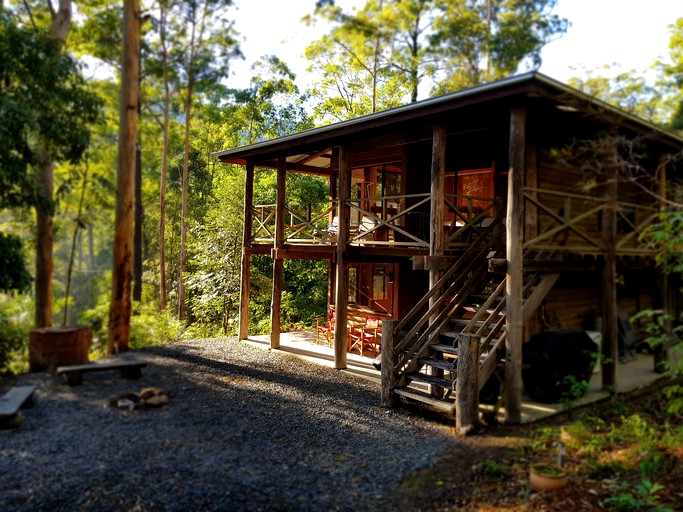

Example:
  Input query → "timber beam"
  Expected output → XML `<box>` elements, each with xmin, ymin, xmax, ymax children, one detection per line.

<box><xmin>488</xmin><ymin>257</ymin><xmax>598</xmax><ymax>273</ymax></box>
<box><xmin>270</xmin><ymin>247</ymin><xmax>335</xmax><ymax>260</ymax></box>
<box><xmin>412</xmin><ymin>255</ymin><xmax>459</xmax><ymax>271</ymax></box>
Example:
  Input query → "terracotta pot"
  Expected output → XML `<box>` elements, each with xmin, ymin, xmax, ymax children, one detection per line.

<box><xmin>529</xmin><ymin>464</ymin><xmax>567</xmax><ymax>491</ymax></box>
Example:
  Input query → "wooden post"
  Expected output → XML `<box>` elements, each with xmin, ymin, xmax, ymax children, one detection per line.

<box><xmin>429</xmin><ymin>125</ymin><xmax>446</xmax><ymax>397</ymax></box>
<box><xmin>655</xmin><ymin>155</ymin><xmax>670</xmax><ymax>373</ymax></box>
<box><xmin>381</xmin><ymin>318</ymin><xmax>399</xmax><ymax>407</ymax></box>
<box><xmin>333</xmin><ymin>146</ymin><xmax>350</xmax><ymax>369</ymax></box>
<box><xmin>327</xmin><ymin>163</ymin><xmax>337</xmax><ymax>310</ymax></box>
<box><xmin>456</xmin><ymin>333</ymin><xmax>480</xmax><ymax>435</ymax></box>
<box><xmin>505</xmin><ymin>105</ymin><xmax>526</xmax><ymax>424</ymax></box>
<box><xmin>238</xmin><ymin>163</ymin><xmax>254</xmax><ymax>340</ymax></box>
<box><xmin>270</xmin><ymin>158</ymin><xmax>286</xmax><ymax>349</ymax></box>
<box><xmin>601</xmin><ymin>163</ymin><xmax>618</xmax><ymax>390</ymax></box>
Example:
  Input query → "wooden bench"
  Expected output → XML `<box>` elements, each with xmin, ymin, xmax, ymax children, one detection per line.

<box><xmin>0</xmin><ymin>386</ymin><xmax>37</xmax><ymax>429</ymax></box>
<box><xmin>56</xmin><ymin>359</ymin><xmax>147</xmax><ymax>386</ymax></box>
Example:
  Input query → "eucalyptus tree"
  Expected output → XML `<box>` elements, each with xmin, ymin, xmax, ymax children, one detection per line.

<box><xmin>226</xmin><ymin>56</ymin><xmax>313</xmax><ymax>143</ymax></box>
<box><xmin>568</xmin><ymin>68</ymin><xmax>670</xmax><ymax>126</ymax></box>
<box><xmin>145</xmin><ymin>0</ymin><xmax>177</xmax><ymax>311</ymax></box>
<box><xmin>662</xmin><ymin>18</ymin><xmax>683</xmax><ymax>132</ymax></box>
<box><xmin>430</xmin><ymin>0</ymin><xmax>568</xmax><ymax>93</ymax></box>
<box><xmin>305</xmin><ymin>0</ymin><xmax>407</xmax><ymax>122</ymax></box>
<box><xmin>4</xmin><ymin>0</ymin><xmax>77</xmax><ymax>327</ymax></box>
<box><xmin>106</xmin><ymin>0</ymin><xmax>140</xmax><ymax>354</ymax></box>
<box><xmin>0</xmin><ymin>14</ymin><xmax>101</xmax><ymax>327</ymax></box>
<box><xmin>175</xmin><ymin>0</ymin><xmax>240</xmax><ymax>321</ymax></box>
<box><xmin>306</xmin><ymin>0</ymin><xmax>568</xmax><ymax>116</ymax></box>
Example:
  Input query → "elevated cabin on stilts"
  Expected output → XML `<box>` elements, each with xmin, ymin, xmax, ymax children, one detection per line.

<box><xmin>214</xmin><ymin>72</ymin><xmax>683</xmax><ymax>428</ymax></box>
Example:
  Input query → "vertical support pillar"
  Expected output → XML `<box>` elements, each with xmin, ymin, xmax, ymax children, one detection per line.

<box><xmin>601</xmin><ymin>163</ymin><xmax>618</xmax><ymax>390</ymax></box>
<box><xmin>655</xmin><ymin>155</ymin><xmax>670</xmax><ymax>373</ymax></box>
<box><xmin>523</xmin><ymin>128</ymin><xmax>539</xmax><ymax>341</ymax></box>
<box><xmin>333</xmin><ymin>146</ymin><xmax>350</xmax><ymax>369</ymax></box>
<box><xmin>270</xmin><ymin>158</ymin><xmax>286</xmax><ymax>349</ymax></box>
<box><xmin>429</xmin><ymin>125</ymin><xmax>446</xmax><ymax>397</ymax></box>
<box><xmin>505</xmin><ymin>105</ymin><xmax>526</xmax><ymax>425</ymax></box>
<box><xmin>381</xmin><ymin>318</ymin><xmax>399</xmax><ymax>407</ymax></box>
<box><xmin>238</xmin><ymin>163</ymin><xmax>254</xmax><ymax>340</ymax></box>
<box><xmin>456</xmin><ymin>333</ymin><xmax>480</xmax><ymax>435</ymax></box>
<box><xmin>328</xmin><ymin>158</ymin><xmax>338</xmax><ymax>310</ymax></box>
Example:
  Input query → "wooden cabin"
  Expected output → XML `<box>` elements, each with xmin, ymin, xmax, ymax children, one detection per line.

<box><xmin>214</xmin><ymin>72</ymin><xmax>683</xmax><ymax>427</ymax></box>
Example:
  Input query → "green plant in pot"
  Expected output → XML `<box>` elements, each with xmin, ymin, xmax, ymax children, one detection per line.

<box><xmin>530</xmin><ymin>442</ymin><xmax>568</xmax><ymax>491</ymax></box>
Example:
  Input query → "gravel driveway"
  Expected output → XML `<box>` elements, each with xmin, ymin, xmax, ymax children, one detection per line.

<box><xmin>0</xmin><ymin>338</ymin><xmax>463</xmax><ymax>511</ymax></box>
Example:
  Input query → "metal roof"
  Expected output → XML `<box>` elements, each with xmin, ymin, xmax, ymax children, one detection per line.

<box><xmin>213</xmin><ymin>71</ymin><xmax>683</xmax><ymax>164</ymax></box>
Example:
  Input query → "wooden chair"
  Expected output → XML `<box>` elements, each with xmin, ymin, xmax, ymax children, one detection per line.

<box><xmin>348</xmin><ymin>316</ymin><xmax>382</xmax><ymax>356</ymax></box>
<box><xmin>316</xmin><ymin>311</ymin><xmax>335</xmax><ymax>346</ymax></box>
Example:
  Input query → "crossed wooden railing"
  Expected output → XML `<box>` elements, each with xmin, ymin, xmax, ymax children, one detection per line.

<box><xmin>250</xmin><ymin>193</ymin><xmax>497</xmax><ymax>248</ymax></box>
<box><xmin>523</xmin><ymin>187</ymin><xmax>659</xmax><ymax>256</ymax></box>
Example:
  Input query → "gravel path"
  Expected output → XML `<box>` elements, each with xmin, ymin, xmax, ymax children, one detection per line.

<box><xmin>0</xmin><ymin>338</ymin><xmax>464</xmax><ymax>511</ymax></box>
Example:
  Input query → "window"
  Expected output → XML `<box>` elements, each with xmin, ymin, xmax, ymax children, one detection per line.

<box><xmin>348</xmin><ymin>266</ymin><xmax>358</xmax><ymax>304</ymax></box>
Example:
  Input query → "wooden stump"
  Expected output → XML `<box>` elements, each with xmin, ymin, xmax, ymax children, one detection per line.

<box><xmin>29</xmin><ymin>326</ymin><xmax>92</xmax><ymax>372</ymax></box>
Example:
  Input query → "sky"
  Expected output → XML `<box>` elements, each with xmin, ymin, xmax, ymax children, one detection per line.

<box><xmin>228</xmin><ymin>0</ymin><xmax>682</xmax><ymax>93</ymax></box>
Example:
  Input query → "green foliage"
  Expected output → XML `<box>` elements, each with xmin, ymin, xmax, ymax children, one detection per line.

<box><xmin>0</xmin><ymin>294</ymin><xmax>32</xmax><ymax>375</ymax></box>
<box><xmin>473</xmin><ymin>458</ymin><xmax>510</xmax><ymax>477</ymax></box>
<box><xmin>430</xmin><ymin>0</ymin><xmax>568</xmax><ymax>93</ymax></box>
<box><xmin>129</xmin><ymin>301</ymin><xmax>187</xmax><ymax>349</ymax></box>
<box><xmin>223</xmin><ymin>56</ymin><xmax>313</xmax><ymax>144</ymax></box>
<box><xmin>605</xmin><ymin>480</ymin><xmax>673</xmax><ymax>512</ymax></box>
<box><xmin>0</xmin><ymin>15</ymin><xmax>102</xmax><ymax>210</ymax></box>
<box><xmin>632</xmin><ymin>309</ymin><xmax>683</xmax><ymax>415</ymax></box>
<box><xmin>0</xmin><ymin>233</ymin><xmax>32</xmax><ymax>293</ymax></box>
<box><xmin>559</xmin><ymin>374</ymin><xmax>590</xmax><ymax>416</ymax></box>
<box><xmin>305</xmin><ymin>0</ymin><xmax>568</xmax><ymax>118</ymax></box>
<box><xmin>568</xmin><ymin>67</ymin><xmax>671</xmax><ymax>126</ymax></box>
<box><xmin>662</xmin><ymin>18</ymin><xmax>683</xmax><ymax>132</ymax></box>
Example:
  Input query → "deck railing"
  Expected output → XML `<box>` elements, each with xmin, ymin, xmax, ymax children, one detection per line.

<box><xmin>250</xmin><ymin>189</ymin><xmax>657</xmax><ymax>255</ymax></box>
<box><xmin>250</xmin><ymin>193</ymin><xmax>499</xmax><ymax>248</ymax></box>
<box><xmin>523</xmin><ymin>187</ymin><xmax>659</xmax><ymax>256</ymax></box>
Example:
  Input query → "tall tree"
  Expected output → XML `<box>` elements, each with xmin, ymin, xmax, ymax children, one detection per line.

<box><xmin>662</xmin><ymin>18</ymin><xmax>683</xmax><ymax>132</ymax></box>
<box><xmin>305</xmin><ymin>0</ymin><xmax>567</xmax><ymax>118</ymax></box>
<box><xmin>176</xmin><ymin>0</ymin><xmax>240</xmax><ymax>321</ymax></box>
<box><xmin>430</xmin><ymin>0</ymin><xmax>568</xmax><ymax>93</ymax></box>
<box><xmin>305</xmin><ymin>0</ymin><xmax>407</xmax><ymax>122</ymax></box>
<box><xmin>107</xmin><ymin>0</ymin><xmax>140</xmax><ymax>354</ymax></box>
<box><xmin>0</xmin><ymin>14</ymin><xmax>100</xmax><ymax>326</ymax></box>
<box><xmin>37</xmin><ymin>0</ymin><xmax>72</xmax><ymax>328</ymax></box>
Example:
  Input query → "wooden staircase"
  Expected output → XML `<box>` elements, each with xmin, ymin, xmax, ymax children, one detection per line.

<box><xmin>383</xmin><ymin>220</ymin><xmax>560</xmax><ymax>424</ymax></box>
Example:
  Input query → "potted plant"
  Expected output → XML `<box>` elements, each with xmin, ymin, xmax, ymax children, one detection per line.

<box><xmin>529</xmin><ymin>463</ymin><xmax>567</xmax><ymax>491</ymax></box>
<box><xmin>529</xmin><ymin>441</ymin><xmax>567</xmax><ymax>491</ymax></box>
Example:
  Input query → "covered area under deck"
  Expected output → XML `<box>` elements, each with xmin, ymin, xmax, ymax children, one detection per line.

<box><xmin>244</xmin><ymin>330</ymin><xmax>666</xmax><ymax>424</ymax></box>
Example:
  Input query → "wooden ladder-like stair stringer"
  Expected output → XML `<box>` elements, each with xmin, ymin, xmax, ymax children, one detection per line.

<box><xmin>392</xmin><ymin>246</ymin><xmax>562</xmax><ymax>418</ymax></box>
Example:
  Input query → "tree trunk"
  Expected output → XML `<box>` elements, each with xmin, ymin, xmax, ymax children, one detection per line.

<box><xmin>133</xmin><ymin>144</ymin><xmax>142</xmax><ymax>301</ymax></box>
<box><xmin>34</xmin><ymin>0</ymin><xmax>73</xmax><ymax>328</ymax></box>
<box><xmin>107</xmin><ymin>0</ymin><xmax>140</xmax><ymax>354</ymax></box>
<box><xmin>35</xmin><ymin>157</ymin><xmax>54</xmax><ymax>328</ymax></box>
<box><xmin>178</xmin><ymin>14</ymin><xmax>197</xmax><ymax>322</ymax></box>
<box><xmin>158</xmin><ymin>2</ymin><xmax>170</xmax><ymax>311</ymax></box>
<box><xmin>178</xmin><ymin>74</ymin><xmax>194</xmax><ymax>322</ymax></box>
<box><xmin>48</xmin><ymin>0</ymin><xmax>72</xmax><ymax>41</ymax></box>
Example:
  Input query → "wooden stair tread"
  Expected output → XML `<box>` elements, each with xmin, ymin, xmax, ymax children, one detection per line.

<box><xmin>394</xmin><ymin>387</ymin><xmax>454</xmax><ymax>413</ymax></box>
<box><xmin>407</xmin><ymin>372</ymin><xmax>453</xmax><ymax>389</ymax></box>
<box><xmin>430</xmin><ymin>343</ymin><xmax>459</xmax><ymax>355</ymax></box>
<box><xmin>462</xmin><ymin>306</ymin><xmax>504</xmax><ymax>315</ymax></box>
<box><xmin>418</xmin><ymin>358</ymin><xmax>455</xmax><ymax>372</ymax></box>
